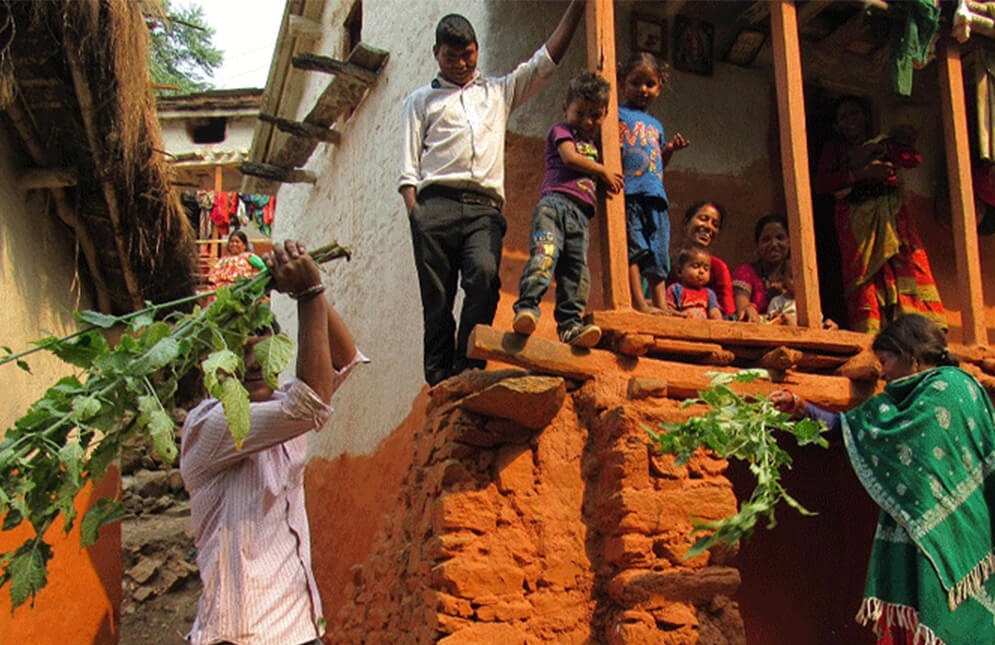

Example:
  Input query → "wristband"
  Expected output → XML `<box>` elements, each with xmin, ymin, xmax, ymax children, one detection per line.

<box><xmin>289</xmin><ymin>283</ymin><xmax>326</xmax><ymax>301</ymax></box>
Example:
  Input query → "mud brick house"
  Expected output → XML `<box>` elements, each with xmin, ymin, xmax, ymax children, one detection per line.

<box><xmin>0</xmin><ymin>1</ymin><xmax>196</xmax><ymax>642</ymax></box>
<box><xmin>244</xmin><ymin>0</ymin><xmax>995</xmax><ymax>643</ymax></box>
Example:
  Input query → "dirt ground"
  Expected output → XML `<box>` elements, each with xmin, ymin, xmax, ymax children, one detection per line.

<box><xmin>119</xmin><ymin>475</ymin><xmax>201</xmax><ymax>645</ymax></box>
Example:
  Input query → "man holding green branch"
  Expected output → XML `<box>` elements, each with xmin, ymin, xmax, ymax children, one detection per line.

<box><xmin>180</xmin><ymin>239</ymin><xmax>367</xmax><ymax>645</ymax></box>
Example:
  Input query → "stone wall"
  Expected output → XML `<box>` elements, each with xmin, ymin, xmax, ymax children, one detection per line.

<box><xmin>326</xmin><ymin>370</ymin><xmax>744</xmax><ymax>644</ymax></box>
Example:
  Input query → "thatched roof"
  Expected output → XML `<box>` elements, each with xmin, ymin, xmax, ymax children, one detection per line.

<box><xmin>0</xmin><ymin>0</ymin><xmax>198</xmax><ymax>314</ymax></box>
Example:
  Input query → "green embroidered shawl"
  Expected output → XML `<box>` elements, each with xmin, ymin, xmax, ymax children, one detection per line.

<box><xmin>842</xmin><ymin>367</ymin><xmax>995</xmax><ymax>642</ymax></box>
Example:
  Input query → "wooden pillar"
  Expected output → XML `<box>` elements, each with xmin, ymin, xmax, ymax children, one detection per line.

<box><xmin>938</xmin><ymin>38</ymin><xmax>988</xmax><ymax>346</ymax></box>
<box><xmin>586</xmin><ymin>0</ymin><xmax>630</xmax><ymax>310</ymax></box>
<box><xmin>771</xmin><ymin>1</ymin><xmax>821</xmax><ymax>328</ymax></box>
<box><xmin>213</xmin><ymin>164</ymin><xmax>224</xmax><ymax>193</ymax></box>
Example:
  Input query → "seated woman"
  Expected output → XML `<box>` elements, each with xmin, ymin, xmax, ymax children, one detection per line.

<box><xmin>676</xmin><ymin>201</ymin><xmax>735</xmax><ymax>317</ymax></box>
<box><xmin>208</xmin><ymin>230</ymin><xmax>260</xmax><ymax>289</ymax></box>
<box><xmin>814</xmin><ymin>95</ymin><xmax>946</xmax><ymax>333</ymax></box>
<box><xmin>732</xmin><ymin>213</ymin><xmax>790</xmax><ymax>323</ymax></box>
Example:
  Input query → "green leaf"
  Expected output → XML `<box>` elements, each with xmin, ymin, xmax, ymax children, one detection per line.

<box><xmin>5</xmin><ymin>541</ymin><xmax>52</xmax><ymax>609</ymax></box>
<box><xmin>40</xmin><ymin>331</ymin><xmax>109</xmax><ymax>369</ymax></box>
<box><xmin>254</xmin><ymin>333</ymin><xmax>294</xmax><ymax>389</ymax></box>
<box><xmin>57</xmin><ymin>438</ymin><xmax>84</xmax><ymax>486</ymax></box>
<box><xmin>130</xmin><ymin>337</ymin><xmax>181</xmax><ymax>376</ymax></box>
<box><xmin>203</xmin><ymin>349</ymin><xmax>242</xmax><ymax>394</ymax></box>
<box><xmin>654</xmin><ymin>369</ymin><xmax>828</xmax><ymax>558</ymax></box>
<box><xmin>71</xmin><ymin>396</ymin><xmax>102</xmax><ymax>422</ymax></box>
<box><xmin>80</xmin><ymin>499</ymin><xmax>124</xmax><ymax>547</ymax></box>
<box><xmin>15</xmin><ymin>359</ymin><xmax>30</xmax><ymax>373</ymax></box>
<box><xmin>218</xmin><ymin>377</ymin><xmax>251</xmax><ymax>448</ymax></box>
<box><xmin>137</xmin><ymin>396</ymin><xmax>177</xmax><ymax>463</ymax></box>
<box><xmin>76</xmin><ymin>310</ymin><xmax>122</xmax><ymax>329</ymax></box>
<box><xmin>128</xmin><ymin>311</ymin><xmax>155</xmax><ymax>331</ymax></box>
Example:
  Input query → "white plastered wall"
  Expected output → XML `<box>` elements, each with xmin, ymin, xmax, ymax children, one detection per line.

<box><xmin>0</xmin><ymin>127</ymin><xmax>92</xmax><ymax>432</ymax></box>
<box><xmin>267</xmin><ymin>0</ymin><xmax>949</xmax><ymax>460</ymax></box>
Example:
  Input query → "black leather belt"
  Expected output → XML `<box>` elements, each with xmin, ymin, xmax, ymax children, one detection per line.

<box><xmin>419</xmin><ymin>184</ymin><xmax>502</xmax><ymax>210</ymax></box>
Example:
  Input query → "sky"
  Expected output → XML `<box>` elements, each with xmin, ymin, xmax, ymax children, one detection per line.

<box><xmin>175</xmin><ymin>0</ymin><xmax>286</xmax><ymax>90</ymax></box>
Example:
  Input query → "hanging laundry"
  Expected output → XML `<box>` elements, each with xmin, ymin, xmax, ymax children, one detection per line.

<box><xmin>240</xmin><ymin>193</ymin><xmax>277</xmax><ymax>236</ymax></box>
<box><xmin>196</xmin><ymin>190</ymin><xmax>215</xmax><ymax>239</ymax></box>
<box><xmin>889</xmin><ymin>0</ymin><xmax>940</xmax><ymax>96</ymax></box>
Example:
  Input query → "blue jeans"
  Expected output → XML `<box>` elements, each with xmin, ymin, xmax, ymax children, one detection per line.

<box><xmin>514</xmin><ymin>192</ymin><xmax>592</xmax><ymax>333</ymax></box>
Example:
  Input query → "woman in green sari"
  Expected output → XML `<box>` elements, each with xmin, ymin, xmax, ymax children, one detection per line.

<box><xmin>773</xmin><ymin>314</ymin><xmax>995</xmax><ymax>644</ymax></box>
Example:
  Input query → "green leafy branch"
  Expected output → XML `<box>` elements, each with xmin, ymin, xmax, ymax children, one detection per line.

<box><xmin>0</xmin><ymin>241</ymin><xmax>349</xmax><ymax>609</ymax></box>
<box><xmin>648</xmin><ymin>369</ymin><xmax>828</xmax><ymax>559</ymax></box>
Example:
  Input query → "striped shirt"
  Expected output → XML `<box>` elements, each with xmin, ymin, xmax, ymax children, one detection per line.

<box><xmin>180</xmin><ymin>352</ymin><xmax>365</xmax><ymax>645</ymax></box>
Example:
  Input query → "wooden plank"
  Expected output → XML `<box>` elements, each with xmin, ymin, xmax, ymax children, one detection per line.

<box><xmin>16</xmin><ymin>167</ymin><xmax>77</xmax><ymax>190</ymax></box>
<box><xmin>938</xmin><ymin>38</ymin><xmax>988</xmax><ymax>346</ymax></box>
<box><xmin>729</xmin><ymin>345</ymin><xmax>849</xmax><ymax>371</ymax></box>
<box><xmin>586</xmin><ymin>0</ymin><xmax>630</xmax><ymax>309</ymax></box>
<box><xmin>589</xmin><ymin>310</ymin><xmax>870</xmax><ymax>354</ymax></box>
<box><xmin>756</xmin><ymin>346</ymin><xmax>803</xmax><ymax>371</ymax></box>
<box><xmin>292</xmin><ymin>52</ymin><xmax>378</xmax><ymax>85</ymax></box>
<box><xmin>288</xmin><ymin>15</ymin><xmax>322</xmax><ymax>38</ymax></box>
<box><xmin>240</xmin><ymin>162</ymin><xmax>317</xmax><ymax>184</ymax></box>
<box><xmin>836</xmin><ymin>350</ymin><xmax>881</xmax><ymax>380</ymax></box>
<box><xmin>469</xmin><ymin>325</ymin><xmax>878</xmax><ymax>411</ymax></box>
<box><xmin>739</xmin><ymin>0</ymin><xmax>832</xmax><ymax>28</ymax></box>
<box><xmin>815</xmin><ymin>10</ymin><xmax>867</xmax><ymax>57</ymax></box>
<box><xmin>258</xmin><ymin>113</ymin><xmax>341</xmax><ymax>144</ymax></box>
<box><xmin>770</xmin><ymin>2</ymin><xmax>822</xmax><ymax>328</ymax></box>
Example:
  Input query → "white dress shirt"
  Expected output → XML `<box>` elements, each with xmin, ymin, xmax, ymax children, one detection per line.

<box><xmin>181</xmin><ymin>351</ymin><xmax>365</xmax><ymax>645</ymax></box>
<box><xmin>399</xmin><ymin>45</ymin><xmax>557</xmax><ymax>202</ymax></box>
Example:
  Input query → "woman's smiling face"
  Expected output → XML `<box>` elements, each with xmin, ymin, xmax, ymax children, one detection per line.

<box><xmin>757</xmin><ymin>221</ymin><xmax>789</xmax><ymax>267</ymax></box>
<box><xmin>684</xmin><ymin>204</ymin><xmax>722</xmax><ymax>247</ymax></box>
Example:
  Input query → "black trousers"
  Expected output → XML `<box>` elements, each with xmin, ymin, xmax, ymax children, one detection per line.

<box><xmin>409</xmin><ymin>191</ymin><xmax>506</xmax><ymax>385</ymax></box>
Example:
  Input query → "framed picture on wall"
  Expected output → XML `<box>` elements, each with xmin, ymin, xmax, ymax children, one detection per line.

<box><xmin>631</xmin><ymin>13</ymin><xmax>666</xmax><ymax>58</ymax></box>
<box><xmin>673</xmin><ymin>15</ymin><xmax>714</xmax><ymax>76</ymax></box>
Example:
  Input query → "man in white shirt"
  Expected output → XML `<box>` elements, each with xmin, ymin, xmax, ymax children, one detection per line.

<box><xmin>399</xmin><ymin>2</ymin><xmax>585</xmax><ymax>385</ymax></box>
<box><xmin>181</xmin><ymin>240</ymin><xmax>366</xmax><ymax>645</ymax></box>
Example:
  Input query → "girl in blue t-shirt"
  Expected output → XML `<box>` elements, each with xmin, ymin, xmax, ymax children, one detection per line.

<box><xmin>618</xmin><ymin>52</ymin><xmax>689</xmax><ymax>314</ymax></box>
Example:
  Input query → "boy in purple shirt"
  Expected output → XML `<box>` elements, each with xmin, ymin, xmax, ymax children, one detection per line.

<box><xmin>512</xmin><ymin>72</ymin><xmax>624</xmax><ymax>347</ymax></box>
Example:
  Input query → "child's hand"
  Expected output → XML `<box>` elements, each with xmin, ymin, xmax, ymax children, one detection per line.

<box><xmin>602</xmin><ymin>171</ymin><xmax>625</xmax><ymax>194</ymax></box>
<box><xmin>666</xmin><ymin>133</ymin><xmax>690</xmax><ymax>152</ymax></box>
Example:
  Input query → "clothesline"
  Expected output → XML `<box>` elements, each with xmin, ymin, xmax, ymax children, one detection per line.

<box><xmin>181</xmin><ymin>190</ymin><xmax>278</xmax><ymax>239</ymax></box>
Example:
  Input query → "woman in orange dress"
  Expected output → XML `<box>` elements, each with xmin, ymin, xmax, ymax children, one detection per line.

<box><xmin>208</xmin><ymin>230</ymin><xmax>260</xmax><ymax>289</ymax></box>
<box><xmin>814</xmin><ymin>96</ymin><xmax>945</xmax><ymax>333</ymax></box>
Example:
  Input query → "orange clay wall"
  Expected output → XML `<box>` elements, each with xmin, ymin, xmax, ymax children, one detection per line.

<box><xmin>305</xmin><ymin>131</ymin><xmax>988</xmax><ymax>643</ymax></box>
<box><xmin>0</xmin><ymin>469</ymin><xmax>121</xmax><ymax>644</ymax></box>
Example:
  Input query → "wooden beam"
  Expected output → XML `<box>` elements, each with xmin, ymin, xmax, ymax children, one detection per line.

<box><xmin>291</xmin><ymin>52</ymin><xmax>377</xmax><ymax>85</ymax></box>
<box><xmin>756</xmin><ymin>346</ymin><xmax>803</xmax><ymax>371</ymax></box>
<box><xmin>835</xmin><ymin>349</ymin><xmax>881</xmax><ymax>380</ymax></box>
<box><xmin>739</xmin><ymin>0</ymin><xmax>832</xmax><ymax>28</ymax></box>
<box><xmin>770</xmin><ymin>1</ymin><xmax>822</xmax><ymax>328</ymax></box>
<box><xmin>240</xmin><ymin>162</ymin><xmax>317</xmax><ymax>184</ymax></box>
<box><xmin>288</xmin><ymin>15</ymin><xmax>322</xmax><ymax>38</ymax></box>
<box><xmin>4</xmin><ymin>98</ymin><xmax>112</xmax><ymax>312</ymax></box>
<box><xmin>938</xmin><ymin>38</ymin><xmax>988</xmax><ymax>346</ymax></box>
<box><xmin>258</xmin><ymin>113</ymin><xmax>341</xmax><ymax>144</ymax></box>
<box><xmin>663</xmin><ymin>1</ymin><xmax>687</xmax><ymax>19</ymax></box>
<box><xmin>798</xmin><ymin>0</ymin><xmax>834</xmax><ymax>27</ymax></box>
<box><xmin>64</xmin><ymin>41</ymin><xmax>144</xmax><ymax>311</ymax></box>
<box><xmin>586</xmin><ymin>0</ymin><xmax>630</xmax><ymax>310</ymax></box>
<box><xmin>469</xmin><ymin>325</ymin><xmax>878</xmax><ymax>411</ymax></box>
<box><xmin>16</xmin><ymin>167</ymin><xmax>77</xmax><ymax>190</ymax></box>
<box><xmin>590</xmin><ymin>310</ymin><xmax>869</xmax><ymax>354</ymax></box>
<box><xmin>815</xmin><ymin>10</ymin><xmax>868</xmax><ymax>57</ymax></box>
